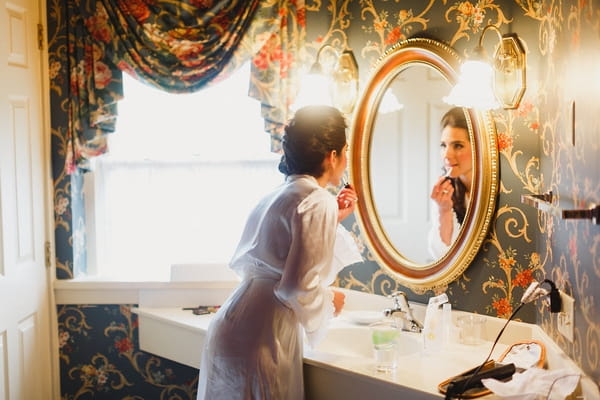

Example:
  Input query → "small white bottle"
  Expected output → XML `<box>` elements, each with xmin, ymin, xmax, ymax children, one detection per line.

<box><xmin>442</xmin><ymin>303</ymin><xmax>452</xmax><ymax>346</ymax></box>
<box><xmin>422</xmin><ymin>293</ymin><xmax>448</xmax><ymax>353</ymax></box>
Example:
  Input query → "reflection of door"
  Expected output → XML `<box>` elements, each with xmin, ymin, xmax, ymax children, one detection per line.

<box><xmin>0</xmin><ymin>0</ymin><xmax>54</xmax><ymax>398</ymax></box>
<box><xmin>371</xmin><ymin>65</ymin><xmax>450</xmax><ymax>264</ymax></box>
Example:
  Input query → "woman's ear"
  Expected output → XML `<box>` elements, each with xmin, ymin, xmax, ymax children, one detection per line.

<box><xmin>327</xmin><ymin>150</ymin><xmax>338</xmax><ymax>168</ymax></box>
<box><xmin>321</xmin><ymin>150</ymin><xmax>336</xmax><ymax>174</ymax></box>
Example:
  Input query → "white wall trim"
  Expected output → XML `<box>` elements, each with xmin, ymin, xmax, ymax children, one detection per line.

<box><xmin>54</xmin><ymin>279</ymin><xmax>238</xmax><ymax>304</ymax></box>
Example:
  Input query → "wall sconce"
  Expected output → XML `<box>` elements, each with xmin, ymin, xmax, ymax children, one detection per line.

<box><xmin>444</xmin><ymin>25</ymin><xmax>526</xmax><ymax>110</ymax></box>
<box><xmin>293</xmin><ymin>44</ymin><xmax>359</xmax><ymax>114</ymax></box>
<box><xmin>331</xmin><ymin>49</ymin><xmax>359</xmax><ymax>114</ymax></box>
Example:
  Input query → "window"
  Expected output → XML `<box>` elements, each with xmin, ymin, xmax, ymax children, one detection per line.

<box><xmin>85</xmin><ymin>64</ymin><xmax>282</xmax><ymax>281</ymax></box>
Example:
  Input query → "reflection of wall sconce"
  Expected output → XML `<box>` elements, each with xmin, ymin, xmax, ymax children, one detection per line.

<box><xmin>444</xmin><ymin>25</ymin><xmax>526</xmax><ymax>110</ymax></box>
<box><xmin>294</xmin><ymin>44</ymin><xmax>359</xmax><ymax>114</ymax></box>
<box><xmin>379</xmin><ymin>89</ymin><xmax>403</xmax><ymax>114</ymax></box>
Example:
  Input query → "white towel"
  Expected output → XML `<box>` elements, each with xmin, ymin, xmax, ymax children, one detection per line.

<box><xmin>481</xmin><ymin>367</ymin><xmax>580</xmax><ymax>400</ymax></box>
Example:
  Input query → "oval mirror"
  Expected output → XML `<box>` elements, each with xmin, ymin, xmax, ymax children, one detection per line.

<box><xmin>350</xmin><ymin>38</ymin><xmax>498</xmax><ymax>290</ymax></box>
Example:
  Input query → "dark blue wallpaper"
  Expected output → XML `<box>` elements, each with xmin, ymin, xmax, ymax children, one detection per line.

<box><xmin>49</xmin><ymin>0</ymin><xmax>600</xmax><ymax>395</ymax></box>
<box><xmin>58</xmin><ymin>305</ymin><xmax>199</xmax><ymax>399</ymax></box>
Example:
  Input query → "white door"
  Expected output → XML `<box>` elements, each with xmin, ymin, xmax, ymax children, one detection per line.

<box><xmin>0</xmin><ymin>0</ymin><xmax>54</xmax><ymax>398</ymax></box>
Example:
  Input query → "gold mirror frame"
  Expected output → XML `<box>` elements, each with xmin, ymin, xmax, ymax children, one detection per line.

<box><xmin>349</xmin><ymin>38</ymin><xmax>499</xmax><ymax>290</ymax></box>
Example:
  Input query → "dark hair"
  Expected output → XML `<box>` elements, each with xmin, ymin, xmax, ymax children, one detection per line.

<box><xmin>441</xmin><ymin>107</ymin><xmax>469</xmax><ymax>224</ymax></box>
<box><xmin>278</xmin><ymin>106</ymin><xmax>347</xmax><ymax>177</ymax></box>
<box><xmin>440</xmin><ymin>106</ymin><xmax>469</xmax><ymax>133</ymax></box>
<box><xmin>452</xmin><ymin>179</ymin><xmax>468</xmax><ymax>224</ymax></box>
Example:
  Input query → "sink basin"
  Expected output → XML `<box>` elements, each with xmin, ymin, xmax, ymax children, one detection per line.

<box><xmin>313</xmin><ymin>322</ymin><xmax>421</xmax><ymax>358</ymax></box>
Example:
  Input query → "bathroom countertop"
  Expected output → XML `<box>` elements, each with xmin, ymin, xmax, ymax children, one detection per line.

<box><xmin>132</xmin><ymin>305</ymin><xmax>507</xmax><ymax>398</ymax></box>
<box><xmin>133</xmin><ymin>306</ymin><xmax>214</xmax><ymax>332</ymax></box>
<box><xmin>132</xmin><ymin>289</ymin><xmax>599</xmax><ymax>400</ymax></box>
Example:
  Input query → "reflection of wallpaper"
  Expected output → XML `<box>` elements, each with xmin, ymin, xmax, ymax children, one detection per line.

<box><xmin>50</xmin><ymin>0</ymin><xmax>599</xmax><ymax>396</ymax></box>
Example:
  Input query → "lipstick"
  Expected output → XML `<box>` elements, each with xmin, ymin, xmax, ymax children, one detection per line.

<box><xmin>340</xmin><ymin>178</ymin><xmax>353</xmax><ymax>208</ymax></box>
<box><xmin>443</xmin><ymin>168</ymin><xmax>452</xmax><ymax>182</ymax></box>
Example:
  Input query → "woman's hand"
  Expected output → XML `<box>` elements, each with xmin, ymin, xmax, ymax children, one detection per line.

<box><xmin>332</xmin><ymin>290</ymin><xmax>345</xmax><ymax>317</ymax></box>
<box><xmin>336</xmin><ymin>185</ymin><xmax>357</xmax><ymax>223</ymax></box>
<box><xmin>430</xmin><ymin>176</ymin><xmax>454</xmax><ymax>211</ymax></box>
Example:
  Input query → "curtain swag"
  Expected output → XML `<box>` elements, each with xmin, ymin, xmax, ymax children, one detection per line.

<box><xmin>56</xmin><ymin>0</ymin><xmax>306</xmax><ymax>173</ymax></box>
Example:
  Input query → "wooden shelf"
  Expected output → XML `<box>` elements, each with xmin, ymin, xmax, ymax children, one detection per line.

<box><xmin>521</xmin><ymin>191</ymin><xmax>599</xmax><ymax>224</ymax></box>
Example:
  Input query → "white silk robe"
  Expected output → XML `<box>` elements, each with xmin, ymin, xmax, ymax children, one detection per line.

<box><xmin>196</xmin><ymin>175</ymin><xmax>341</xmax><ymax>400</ymax></box>
<box><xmin>427</xmin><ymin>203</ymin><xmax>461</xmax><ymax>260</ymax></box>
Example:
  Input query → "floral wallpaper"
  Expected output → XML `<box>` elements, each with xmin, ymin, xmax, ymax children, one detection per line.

<box><xmin>52</xmin><ymin>0</ymin><xmax>599</xmax><ymax>397</ymax></box>
<box><xmin>327</xmin><ymin>0</ymin><xmax>599</xmax><ymax>385</ymax></box>
<box><xmin>58</xmin><ymin>305</ymin><xmax>199</xmax><ymax>399</ymax></box>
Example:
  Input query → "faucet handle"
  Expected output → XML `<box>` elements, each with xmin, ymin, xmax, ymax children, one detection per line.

<box><xmin>387</xmin><ymin>291</ymin><xmax>406</xmax><ymax>307</ymax></box>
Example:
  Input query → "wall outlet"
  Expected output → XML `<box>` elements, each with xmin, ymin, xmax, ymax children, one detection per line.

<box><xmin>557</xmin><ymin>290</ymin><xmax>575</xmax><ymax>342</ymax></box>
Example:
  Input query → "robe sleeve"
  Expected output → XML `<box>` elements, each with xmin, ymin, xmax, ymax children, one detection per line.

<box><xmin>427</xmin><ymin>202</ymin><xmax>461</xmax><ymax>260</ymax></box>
<box><xmin>274</xmin><ymin>189</ymin><xmax>339</xmax><ymax>348</ymax></box>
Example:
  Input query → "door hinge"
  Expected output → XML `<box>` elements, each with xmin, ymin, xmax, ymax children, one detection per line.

<box><xmin>45</xmin><ymin>241</ymin><xmax>52</xmax><ymax>268</ymax></box>
<box><xmin>37</xmin><ymin>23</ymin><xmax>44</xmax><ymax>50</ymax></box>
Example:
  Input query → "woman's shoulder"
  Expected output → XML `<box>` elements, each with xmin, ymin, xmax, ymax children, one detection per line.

<box><xmin>263</xmin><ymin>176</ymin><xmax>323</xmax><ymax>209</ymax></box>
<box><xmin>297</xmin><ymin>187</ymin><xmax>336</xmax><ymax>217</ymax></box>
<box><xmin>272</xmin><ymin>175</ymin><xmax>331</xmax><ymax>211</ymax></box>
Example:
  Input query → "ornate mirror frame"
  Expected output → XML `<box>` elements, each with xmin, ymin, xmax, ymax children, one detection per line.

<box><xmin>350</xmin><ymin>38</ymin><xmax>498</xmax><ymax>290</ymax></box>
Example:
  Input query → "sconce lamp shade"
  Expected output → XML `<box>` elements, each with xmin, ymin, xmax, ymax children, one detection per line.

<box><xmin>445</xmin><ymin>25</ymin><xmax>527</xmax><ymax>110</ymax></box>
<box><xmin>444</xmin><ymin>59</ymin><xmax>500</xmax><ymax>110</ymax></box>
<box><xmin>331</xmin><ymin>49</ymin><xmax>359</xmax><ymax>114</ymax></box>
<box><xmin>293</xmin><ymin>46</ymin><xmax>359</xmax><ymax>114</ymax></box>
<box><xmin>293</xmin><ymin>71</ymin><xmax>333</xmax><ymax>110</ymax></box>
<box><xmin>379</xmin><ymin>89</ymin><xmax>403</xmax><ymax>114</ymax></box>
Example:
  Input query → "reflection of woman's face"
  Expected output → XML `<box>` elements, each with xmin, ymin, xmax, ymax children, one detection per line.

<box><xmin>440</xmin><ymin>126</ymin><xmax>471</xmax><ymax>180</ymax></box>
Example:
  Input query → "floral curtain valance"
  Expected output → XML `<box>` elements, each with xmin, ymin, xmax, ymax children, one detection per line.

<box><xmin>58</xmin><ymin>0</ymin><xmax>306</xmax><ymax>172</ymax></box>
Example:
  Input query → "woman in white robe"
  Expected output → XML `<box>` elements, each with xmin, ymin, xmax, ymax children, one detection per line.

<box><xmin>429</xmin><ymin>107</ymin><xmax>472</xmax><ymax>260</ymax></box>
<box><xmin>196</xmin><ymin>106</ymin><xmax>357</xmax><ymax>400</ymax></box>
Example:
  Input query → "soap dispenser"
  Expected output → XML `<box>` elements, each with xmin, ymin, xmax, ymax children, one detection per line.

<box><xmin>422</xmin><ymin>293</ymin><xmax>449</xmax><ymax>353</ymax></box>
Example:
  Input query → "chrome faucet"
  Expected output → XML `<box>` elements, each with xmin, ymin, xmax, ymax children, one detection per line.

<box><xmin>383</xmin><ymin>291</ymin><xmax>423</xmax><ymax>333</ymax></box>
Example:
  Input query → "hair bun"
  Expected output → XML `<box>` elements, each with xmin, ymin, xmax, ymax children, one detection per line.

<box><xmin>278</xmin><ymin>155</ymin><xmax>289</xmax><ymax>175</ymax></box>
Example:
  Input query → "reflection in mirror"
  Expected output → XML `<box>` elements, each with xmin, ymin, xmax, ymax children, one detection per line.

<box><xmin>428</xmin><ymin>107</ymin><xmax>473</xmax><ymax>261</ymax></box>
<box><xmin>350</xmin><ymin>38</ymin><xmax>498</xmax><ymax>290</ymax></box>
<box><xmin>370</xmin><ymin>65</ymin><xmax>465</xmax><ymax>264</ymax></box>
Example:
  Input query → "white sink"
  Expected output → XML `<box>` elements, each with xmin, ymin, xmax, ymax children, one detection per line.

<box><xmin>303</xmin><ymin>308</ymin><xmax>503</xmax><ymax>400</ymax></box>
<box><xmin>314</xmin><ymin>323</ymin><xmax>421</xmax><ymax>358</ymax></box>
